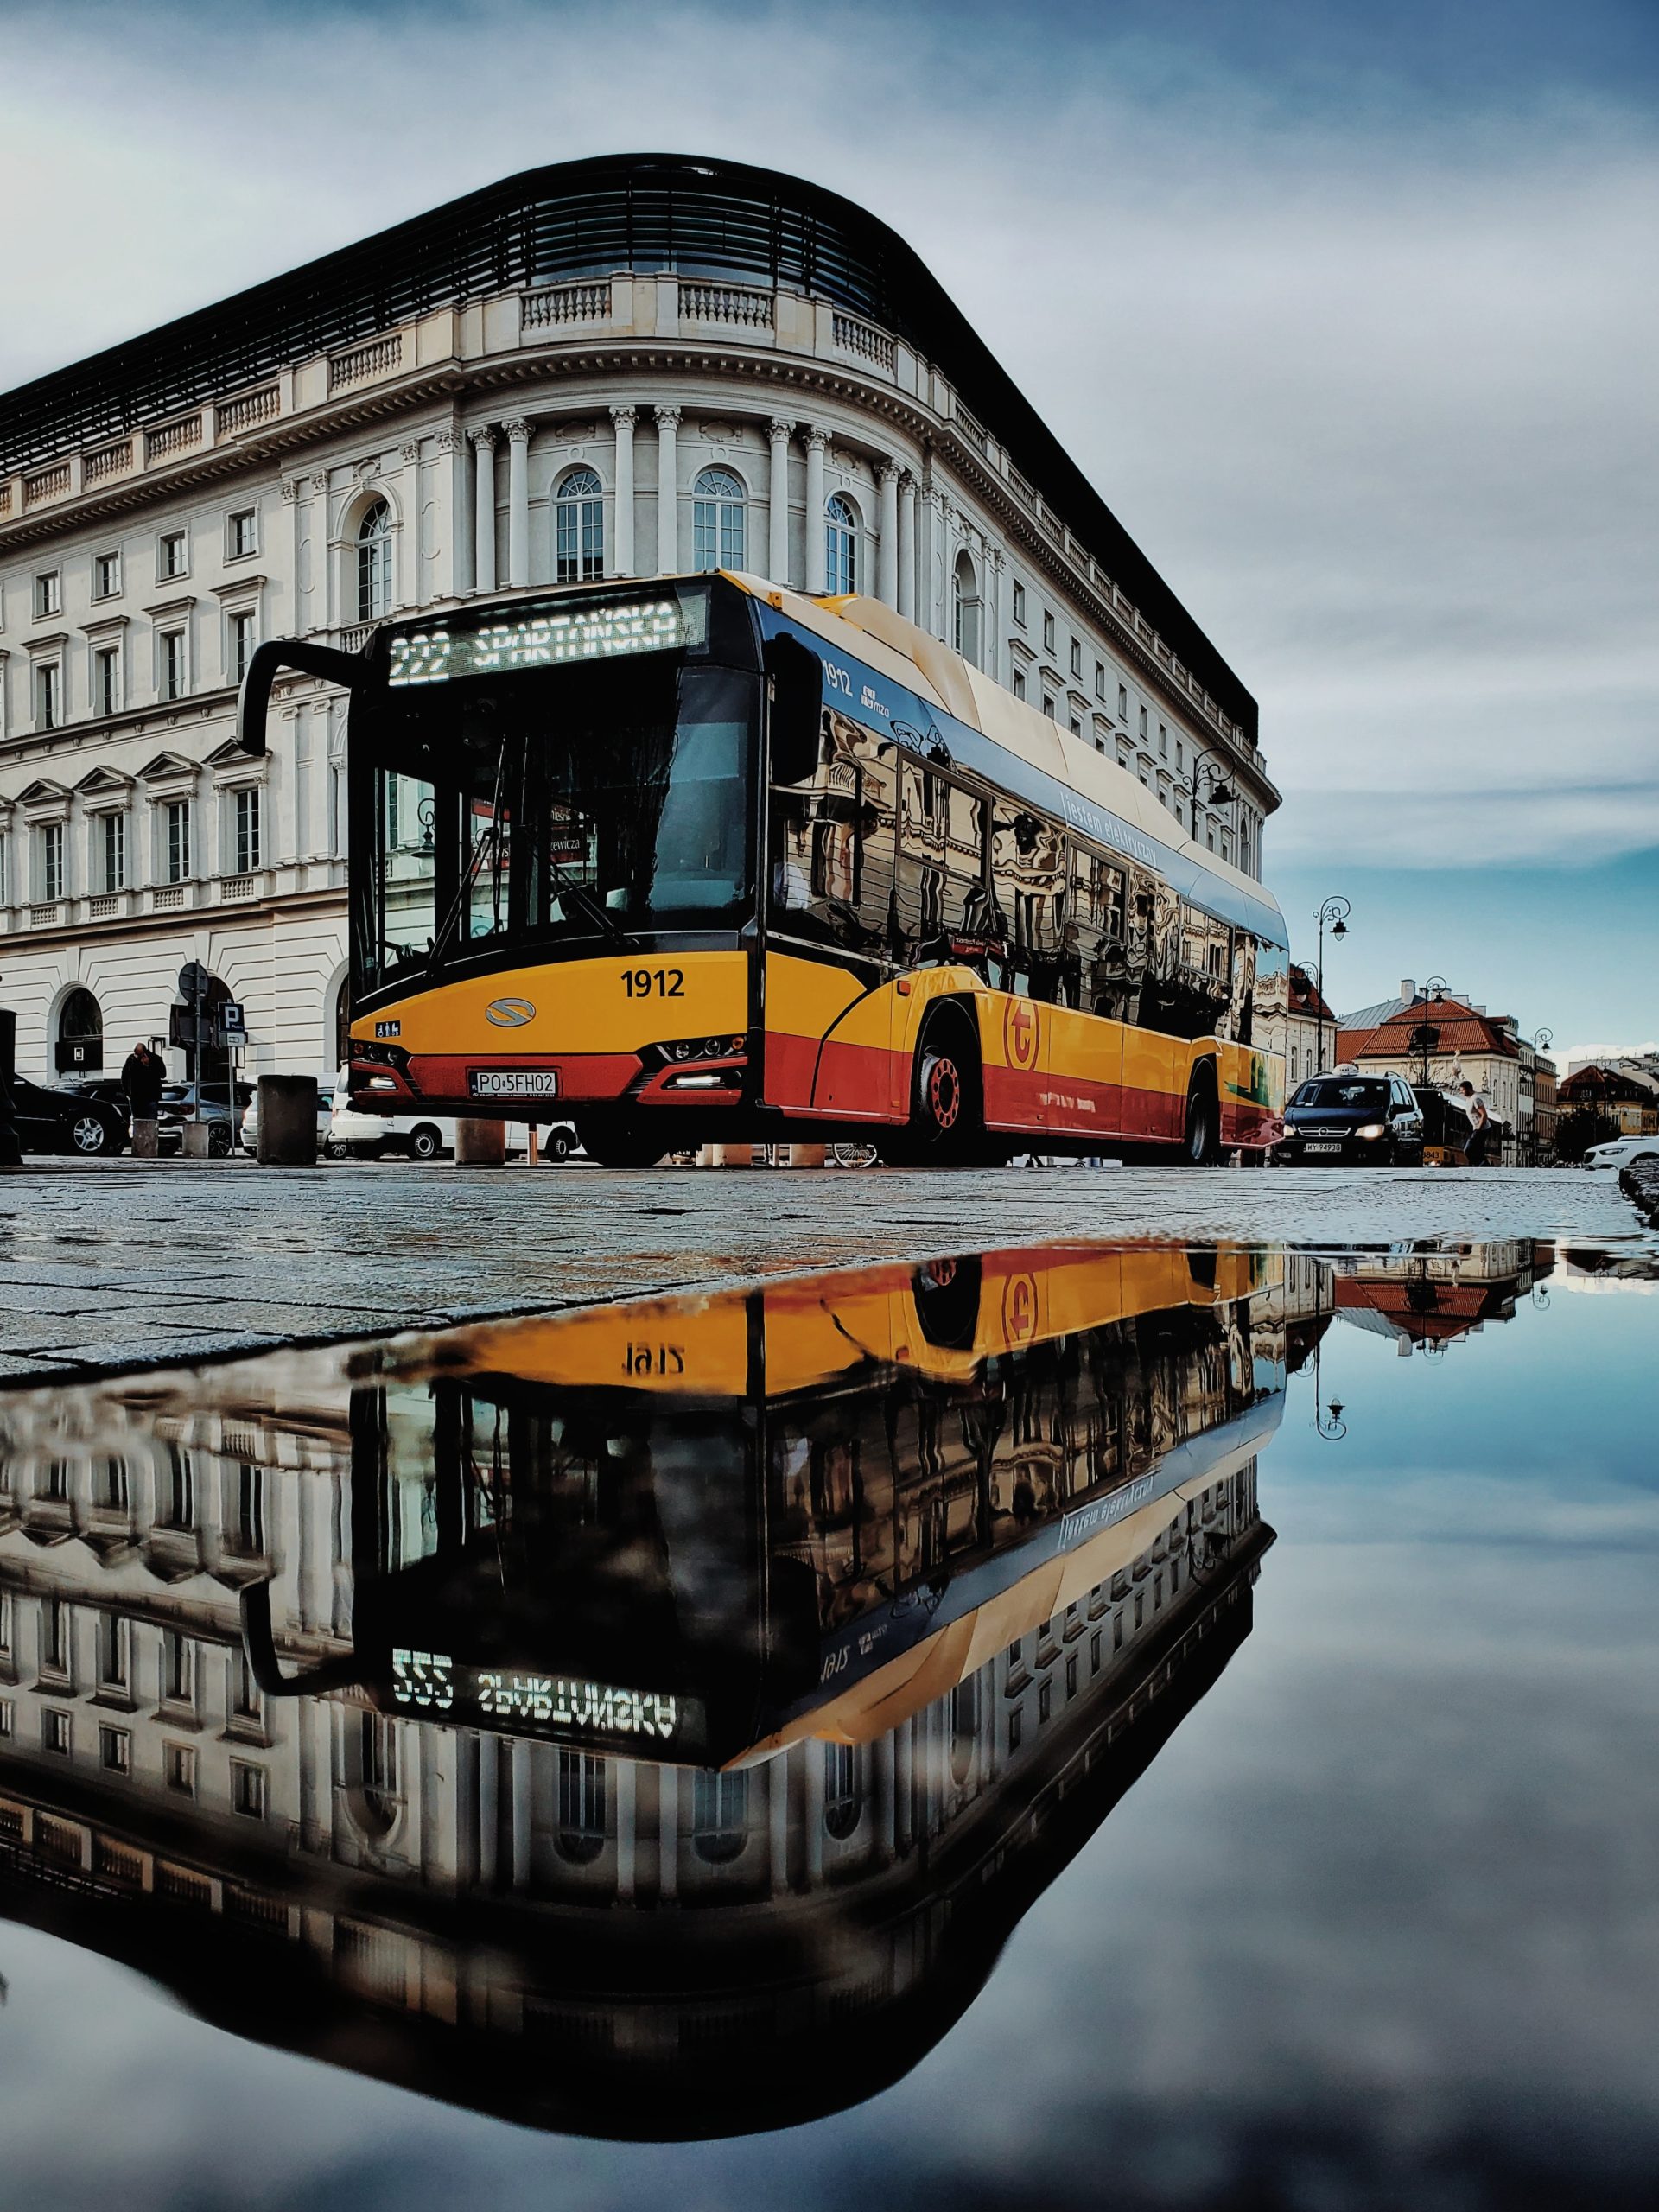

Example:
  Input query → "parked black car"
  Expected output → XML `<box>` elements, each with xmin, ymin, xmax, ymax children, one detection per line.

<box><xmin>10</xmin><ymin>1077</ymin><xmax>129</xmax><ymax>1156</ymax></box>
<box><xmin>1278</xmin><ymin>1073</ymin><xmax>1425</xmax><ymax>1166</ymax></box>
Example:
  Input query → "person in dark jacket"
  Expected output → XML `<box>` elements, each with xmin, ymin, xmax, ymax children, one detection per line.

<box><xmin>122</xmin><ymin>1042</ymin><xmax>163</xmax><ymax>1137</ymax></box>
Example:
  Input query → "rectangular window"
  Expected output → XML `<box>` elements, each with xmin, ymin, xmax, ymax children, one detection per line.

<box><xmin>1138</xmin><ymin>704</ymin><xmax>1148</xmax><ymax>738</ymax></box>
<box><xmin>159</xmin><ymin>531</ymin><xmax>188</xmax><ymax>580</ymax></box>
<box><xmin>35</xmin><ymin>661</ymin><xmax>61</xmax><ymax>731</ymax></box>
<box><xmin>1041</xmin><ymin>611</ymin><xmax>1055</xmax><ymax>653</ymax></box>
<box><xmin>1011</xmin><ymin>665</ymin><xmax>1026</xmax><ymax>700</ymax></box>
<box><xmin>166</xmin><ymin>801</ymin><xmax>191</xmax><ymax>882</ymax></box>
<box><xmin>43</xmin><ymin>1709</ymin><xmax>71</xmax><ymax>1756</ymax></box>
<box><xmin>1158</xmin><ymin>721</ymin><xmax>1167</xmax><ymax>755</ymax></box>
<box><xmin>233</xmin><ymin>785</ymin><xmax>261</xmax><ymax>873</ymax></box>
<box><xmin>93</xmin><ymin>551</ymin><xmax>121</xmax><ymax>600</ymax></box>
<box><xmin>232</xmin><ymin>1650</ymin><xmax>263</xmax><ymax>1725</ymax></box>
<box><xmin>1090</xmin><ymin>1630</ymin><xmax>1102</xmax><ymax>1674</ymax></box>
<box><xmin>98</xmin><ymin>1612</ymin><xmax>129</xmax><ymax>1690</ymax></box>
<box><xmin>163</xmin><ymin>1630</ymin><xmax>196</xmax><ymax>1707</ymax></box>
<box><xmin>1118</xmin><ymin>683</ymin><xmax>1128</xmax><ymax>721</ymax></box>
<box><xmin>161</xmin><ymin>630</ymin><xmax>186</xmax><ymax>701</ymax></box>
<box><xmin>41</xmin><ymin>1598</ymin><xmax>68</xmax><ymax>1675</ymax></box>
<box><xmin>228</xmin><ymin>509</ymin><xmax>257</xmax><ymax>559</ymax></box>
<box><xmin>163</xmin><ymin>1446</ymin><xmax>194</xmax><ymax>1530</ymax></box>
<box><xmin>229</xmin><ymin>610</ymin><xmax>256</xmax><ymax>683</ymax></box>
<box><xmin>100</xmin><ymin>810</ymin><xmax>125</xmax><ymax>893</ymax></box>
<box><xmin>1068</xmin><ymin>713</ymin><xmax>1083</xmax><ymax>738</ymax></box>
<box><xmin>235</xmin><ymin>1464</ymin><xmax>264</xmax><ymax>1554</ymax></box>
<box><xmin>1070</xmin><ymin>639</ymin><xmax>1082</xmax><ymax>678</ymax></box>
<box><xmin>94</xmin><ymin>645</ymin><xmax>120</xmax><ymax>718</ymax></box>
<box><xmin>38</xmin><ymin>820</ymin><xmax>65</xmax><ymax>900</ymax></box>
<box><xmin>1041</xmin><ymin>692</ymin><xmax>1056</xmax><ymax>722</ymax></box>
<box><xmin>0</xmin><ymin>1702</ymin><xmax>11</xmax><ymax>1739</ymax></box>
<box><xmin>35</xmin><ymin>570</ymin><xmax>61</xmax><ymax>618</ymax></box>
<box><xmin>100</xmin><ymin>1725</ymin><xmax>131</xmax><ymax>1775</ymax></box>
<box><xmin>232</xmin><ymin>1761</ymin><xmax>267</xmax><ymax>1819</ymax></box>
<box><xmin>1095</xmin><ymin>661</ymin><xmax>1106</xmax><ymax>702</ymax></box>
<box><xmin>1039</xmin><ymin>1679</ymin><xmax>1052</xmax><ymax>1723</ymax></box>
<box><xmin>1012</xmin><ymin>581</ymin><xmax>1027</xmax><ymax>626</ymax></box>
<box><xmin>0</xmin><ymin>1592</ymin><xmax>11</xmax><ymax>1660</ymax></box>
<box><xmin>165</xmin><ymin>1743</ymin><xmax>196</xmax><ymax>1796</ymax></box>
<box><xmin>1007</xmin><ymin>1707</ymin><xmax>1022</xmax><ymax>1753</ymax></box>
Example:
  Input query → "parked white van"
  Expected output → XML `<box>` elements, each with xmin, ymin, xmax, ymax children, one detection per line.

<box><xmin>326</xmin><ymin>1085</ymin><xmax>583</xmax><ymax>1163</ymax></box>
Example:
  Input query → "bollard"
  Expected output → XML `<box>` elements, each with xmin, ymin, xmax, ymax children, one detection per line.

<box><xmin>711</xmin><ymin>1142</ymin><xmax>753</xmax><ymax>1167</ymax></box>
<box><xmin>131</xmin><ymin>1120</ymin><xmax>158</xmax><ymax>1160</ymax></box>
<box><xmin>182</xmin><ymin>1121</ymin><xmax>212</xmax><ymax>1160</ymax></box>
<box><xmin>787</xmin><ymin>1143</ymin><xmax>828</xmax><ymax>1168</ymax></box>
<box><xmin>454</xmin><ymin>1116</ymin><xmax>507</xmax><ymax>1166</ymax></box>
<box><xmin>257</xmin><ymin>1075</ymin><xmax>319</xmax><ymax>1166</ymax></box>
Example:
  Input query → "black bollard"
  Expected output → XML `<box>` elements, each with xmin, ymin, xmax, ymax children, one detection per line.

<box><xmin>256</xmin><ymin>1074</ymin><xmax>319</xmax><ymax>1166</ymax></box>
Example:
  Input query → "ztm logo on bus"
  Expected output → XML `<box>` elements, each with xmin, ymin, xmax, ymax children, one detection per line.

<box><xmin>1004</xmin><ymin>998</ymin><xmax>1039</xmax><ymax>1072</ymax></box>
<box><xmin>1001</xmin><ymin>1270</ymin><xmax>1039</xmax><ymax>1347</ymax></box>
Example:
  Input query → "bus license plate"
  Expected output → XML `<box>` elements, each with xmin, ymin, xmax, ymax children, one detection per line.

<box><xmin>469</xmin><ymin>1070</ymin><xmax>558</xmax><ymax>1099</ymax></box>
<box><xmin>1305</xmin><ymin>1141</ymin><xmax>1342</xmax><ymax>1154</ymax></box>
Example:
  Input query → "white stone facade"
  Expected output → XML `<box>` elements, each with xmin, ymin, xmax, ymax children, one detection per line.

<box><xmin>0</xmin><ymin>166</ymin><xmax>1277</xmax><ymax>1087</ymax></box>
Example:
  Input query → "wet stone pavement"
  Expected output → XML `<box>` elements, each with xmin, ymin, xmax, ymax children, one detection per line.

<box><xmin>0</xmin><ymin>1158</ymin><xmax>1648</xmax><ymax>1383</ymax></box>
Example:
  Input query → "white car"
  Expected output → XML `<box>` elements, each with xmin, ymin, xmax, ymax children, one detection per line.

<box><xmin>327</xmin><ymin>1095</ymin><xmax>457</xmax><ymax>1162</ymax></box>
<box><xmin>1584</xmin><ymin>1135</ymin><xmax>1659</xmax><ymax>1172</ymax></box>
<box><xmin>239</xmin><ymin>1078</ymin><xmax>337</xmax><ymax>1156</ymax></box>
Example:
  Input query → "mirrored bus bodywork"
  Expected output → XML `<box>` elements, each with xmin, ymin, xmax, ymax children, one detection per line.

<box><xmin>239</xmin><ymin>574</ymin><xmax>1290</xmax><ymax>1162</ymax></box>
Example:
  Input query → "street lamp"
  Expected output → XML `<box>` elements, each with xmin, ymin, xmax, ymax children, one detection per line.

<box><xmin>1186</xmin><ymin>749</ymin><xmax>1237</xmax><ymax>842</ymax></box>
<box><xmin>1312</xmin><ymin>897</ymin><xmax>1351</xmax><ymax>1073</ymax></box>
<box><xmin>1414</xmin><ymin>975</ymin><xmax>1447</xmax><ymax>1089</ymax></box>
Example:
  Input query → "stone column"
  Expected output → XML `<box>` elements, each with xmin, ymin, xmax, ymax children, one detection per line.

<box><xmin>804</xmin><ymin>429</ymin><xmax>829</xmax><ymax>594</ymax></box>
<box><xmin>654</xmin><ymin>407</ymin><xmax>681</xmax><ymax>576</ymax></box>
<box><xmin>877</xmin><ymin>462</ymin><xmax>900</xmax><ymax>608</ymax></box>
<box><xmin>397</xmin><ymin>440</ymin><xmax>422</xmax><ymax>606</ymax></box>
<box><xmin>504</xmin><ymin>419</ymin><xmax>531</xmax><ymax>589</ymax></box>
<box><xmin>898</xmin><ymin>471</ymin><xmax>918</xmax><ymax>621</ymax></box>
<box><xmin>988</xmin><ymin>548</ymin><xmax>1007</xmax><ymax>684</ymax></box>
<box><xmin>436</xmin><ymin>428</ymin><xmax>468</xmax><ymax>600</ymax></box>
<box><xmin>610</xmin><ymin>406</ymin><xmax>637</xmax><ymax>577</ymax></box>
<box><xmin>767</xmin><ymin>418</ymin><xmax>794</xmax><ymax>585</ymax></box>
<box><xmin>469</xmin><ymin>427</ymin><xmax>497</xmax><ymax>595</ymax></box>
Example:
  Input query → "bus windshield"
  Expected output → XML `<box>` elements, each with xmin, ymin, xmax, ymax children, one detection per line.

<box><xmin>357</xmin><ymin>652</ymin><xmax>758</xmax><ymax>990</ymax></box>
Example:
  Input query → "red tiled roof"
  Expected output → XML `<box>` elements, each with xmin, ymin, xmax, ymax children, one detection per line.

<box><xmin>1337</xmin><ymin>995</ymin><xmax>1517</xmax><ymax>1064</ymax></box>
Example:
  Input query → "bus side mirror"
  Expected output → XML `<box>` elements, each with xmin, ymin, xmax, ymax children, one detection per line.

<box><xmin>765</xmin><ymin>634</ymin><xmax>823</xmax><ymax>786</ymax></box>
<box><xmin>236</xmin><ymin>635</ymin><xmax>374</xmax><ymax>757</ymax></box>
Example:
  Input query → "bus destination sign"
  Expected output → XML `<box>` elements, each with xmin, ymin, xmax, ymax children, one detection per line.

<box><xmin>389</xmin><ymin>1646</ymin><xmax>682</xmax><ymax>1741</ymax></box>
<box><xmin>387</xmin><ymin>595</ymin><xmax>707</xmax><ymax>686</ymax></box>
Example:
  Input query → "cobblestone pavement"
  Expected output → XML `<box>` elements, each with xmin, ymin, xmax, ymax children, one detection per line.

<box><xmin>0</xmin><ymin>1156</ymin><xmax>1647</xmax><ymax>1385</ymax></box>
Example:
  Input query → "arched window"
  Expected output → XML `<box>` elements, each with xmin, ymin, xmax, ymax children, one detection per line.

<box><xmin>823</xmin><ymin>1741</ymin><xmax>864</xmax><ymax>1840</ymax></box>
<box><xmin>693</xmin><ymin>467</ymin><xmax>747</xmax><ymax>572</ymax></box>
<box><xmin>556</xmin><ymin>467</ymin><xmax>604</xmax><ymax>583</ymax></box>
<box><xmin>556</xmin><ymin>1749</ymin><xmax>607</xmax><ymax>1863</ymax></box>
<box><xmin>341</xmin><ymin>1711</ymin><xmax>401</xmax><ymax>1840</ymax></box>
<box><xmin>356</xmin><ymin>500</ymin><xmax>392</xmax><ymax>623</ymax></box>
<box><xmin>691</xmin><ymin>1768</ymin><xmax>750</xmax><ymax>1863</ymax></box>
<box><xmin>56</xmin><ymin>986</ymin><xmax>104</xmax><ymax>1076</ymax></box>
<box><xmin>951</xmin><ymin>551</ymin><xmax>982</xmax><ymax>667</ymax></box>
<box><xmin>824</xmin><ymin>494</ymin><xmax>858</xmax><ymax>596</ymax></box>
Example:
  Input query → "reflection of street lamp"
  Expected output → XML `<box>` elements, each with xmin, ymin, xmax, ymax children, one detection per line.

<box><xmin>1310</xmin><ymin>1264</ymin><xmax>1348</xmax><ymax>1440</ymax></box>
<box><xmin>1313</xmin><ymin>898</ymin><xmax>1351</xmax><ymax>1073</ymax></box>
<box><xmin>1316</xmin><ymin>1391</ymin><xmax>1348</xmax><ymax>1440</ymax></box>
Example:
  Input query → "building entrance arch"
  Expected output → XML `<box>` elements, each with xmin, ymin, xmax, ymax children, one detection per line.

<box><xmin>54</xmin><ymin>986</ymin><xmax>105</xmax><ymax>1076</ymax></box>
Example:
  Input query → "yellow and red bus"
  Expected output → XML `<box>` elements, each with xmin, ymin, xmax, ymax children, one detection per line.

<box><xmin>241</xmin><ymin>574</ymin><xmax>1288</xmax><ymax>1165</ymax></box>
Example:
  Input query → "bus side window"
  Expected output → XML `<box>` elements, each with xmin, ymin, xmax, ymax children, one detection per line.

<box><xmin>770</xmin><ymin>709</ymin><xmax>895</xmax><ymax>954</ymax></box>
<box><xmin>896</xmin><ymin>764</ymin><xmax>987</xmax><ymax>968</ymax></box>
<box><xmin>1067</xmin><ymin>846</ymin><xmax>1128</xmax><ymax>1017</ymax></box>
<box><xmin>990</xmin><ymin>799</ymin><xmax>1066</xmax><ymax>1001</ymax></box>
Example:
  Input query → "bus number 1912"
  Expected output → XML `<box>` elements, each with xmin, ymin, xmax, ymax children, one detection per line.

<box><xmin>622</xmin><ymin>968</ymin><xmax>684</xmax><ymax>998</ymax></box>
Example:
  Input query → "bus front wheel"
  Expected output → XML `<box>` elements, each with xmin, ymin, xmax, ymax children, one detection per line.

<box><xmin>1184</xmin><ymin>1070</ymin><xmax>1221</xmax><ymax>1166</ymax></box>
<box><xmin>881</xmin><ymin>1012</ymin><xmax>982</xmax><ymax>1166</ymax></box>
<box><xmin>579</xmin><ymin>1122</ymin><xmax>666</xmax><ymax>1169</ymax></box>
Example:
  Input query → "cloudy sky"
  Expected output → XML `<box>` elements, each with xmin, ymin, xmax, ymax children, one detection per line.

<box><xmin>3</xmin><ymin>0</ymin><xmax>1654</xmax><ymax>1053</ymax></box>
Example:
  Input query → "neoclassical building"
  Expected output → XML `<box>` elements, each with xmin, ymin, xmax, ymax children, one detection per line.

<box><xmin>0</xmin><ymin>154</ymin><xmax>1277</xmax><ymax>1084</ymax></box>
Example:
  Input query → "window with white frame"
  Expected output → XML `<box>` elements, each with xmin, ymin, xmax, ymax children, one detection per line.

<box><xmin>1012</xmin><ymin>665</ymin><xmax>1027</xmax><ymax>700</ymax></box>
<box><xmin>42</xmin><ymin>1709</ymin><xmax>71</xmax><ymax>1756</ymax></box>
<box><xmin>1041</xmin><ymin>690</ymin><xmax>1057</xmax><ymax>721</ymax></box>
<box><xmin>232</xmin><ymin>1760</ymin><xmax>268</xmax><ymax>1819</ymax></box>
<box><xmin>824</xmin><ymin>493</ymin><xmax>858</xmax><ymax>594</ymax></box>
<box><xmin>1117</xmin><ymin>682</ymin><xmax>1128</xmax><ymax>721</ymax></box>
<box><xmin>36</xmin><ymin>821</ymin><xmax>65</xmax><ymax>901</ymax></box>
<box><xmin>160</xmin><ymin>630</ymin><xmax>186</xmax><ymax>702</ymax></box>
<box><xmin>159</xmin><ymin>531</ymin><xmax>188</xmax><ymax>581</ymax></box>
<box><xmin>233</xmin><ymin>785</ymin><xmax>261</xmax><ymax>873</ymax></box>
<box><xmin>1042</xmin><ymin>611</ymin><xmax>1056</xmax><ymax>653</ymax></box>
<box><xmin>100</xmin><ymin>1725</ymin><xmax>130</xmax><ymax>1774</ymax></box>
<box><xmin>1158</xmin><ymin>721</ymin><xmax>1167</xmax><ymax>755</ymax></box>
<box><xmin>93</xmin><ymin>551</ymin><xmax>121</xmax><ymax>600</ymax></box>
<box><xmin>35</xmin><ymin>571</ymin><xmax>60</xmax><ymax>619</ymax></box>
<box><xmin>692</xmin><ymin>467</ymin><xmax>746</xmax><ymax>571</ymax></box>
<box><xmin>229</xmin><ymin>609</ymin><xmax>256</xmax><ymax>684</ymax></box>
<box><xmin>1095</xmin><ymin>661</ymin><xmax>1106</xmax><ymax>702</ymax></box>
<box><xmin>1070</xmin><ymin>639</ymin><xmax>1082</xmax><ymax>678</ymax></box>
<box><xmin>94</xmin><ymin>645</ymin><xmax>120</xmax><ymax>718</ymax></box>
<box><xmin>357</xmin><ymin>500</ymin><xmax>392</xmax><ymax>620</ymax></box>
<box><xmin>165</xmin><ymin>799</ymin><xmax>192</xmax><ymax>882</ymax></box>
<box><xmin>99</xmin><ymin>810</ymin><xmax>125</xmax><ymax>893</ymax></box>
<box><xmin>1138</xmin><ymin>704</ymin><xmax>1148</xmax><ymax>738</ymax></box>
<box><xmin>555</xmin><ymin>468</ymin><xmax>604</xmax><ymax>582</ymax></box>
<box><xmin>951</xmin><ymin>551</ymin><xmax>982</xmax><ymax>666</ymax></box>
<box><xmin>228</xmin><ymin>508</ymin><xmax>257</xmax><ymax>560</ymax></box>
<box><xmin>1012</xmin><ymin>580</ymin><xmax>1027</xmax><ymax>626</ymax></box>
<box><xmin>35</xmin><ymin>660</ymin><xmax>61</xmax><ymax>730</ymax></box>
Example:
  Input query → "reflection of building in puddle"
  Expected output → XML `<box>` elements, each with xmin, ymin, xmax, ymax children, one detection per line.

<box><xmin>1328</xmin><ymin>1240</ymin><xmax>1554</xmax><ymax>1352</ymax></box>
<box><xmin>0</xmin><ymin>1243</ymin><xmax>1281</xmax><ymax>2136</ymax></box>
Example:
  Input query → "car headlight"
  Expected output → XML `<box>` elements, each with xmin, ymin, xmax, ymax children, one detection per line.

<box><xmin>1356</xmin><ymin>1122</ymin><xmax>1386</xmax><ymax>1141</ymax></box>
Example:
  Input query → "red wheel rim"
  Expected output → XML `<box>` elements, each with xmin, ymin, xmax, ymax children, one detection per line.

<box><xmin>927</xmin><ymin>1055</ymin><xmax>961</xmax><ymax>1131</ymax></box>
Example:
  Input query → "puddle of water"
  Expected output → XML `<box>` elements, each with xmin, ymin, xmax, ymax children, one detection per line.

<box><xmin>0</xmin><ymin>1239</ymin><xmax>1654</xmax><ymax>2211</ymax></box>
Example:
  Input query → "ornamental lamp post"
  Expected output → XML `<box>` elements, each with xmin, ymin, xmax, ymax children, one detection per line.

<box><xmin>1312</xmin><ymin>897</ymin><xmax>1351</xmax><ymax>1074</ymax></box>
<box><xmin>1187</xmin><ymin>751</ymin><xmax>1237</xmax><ymax>842</ymax></box>
<box><xmin>1415</xmin><ymin>975</ymin><xmax>1448</xmax><ymax>1090</ymax></box>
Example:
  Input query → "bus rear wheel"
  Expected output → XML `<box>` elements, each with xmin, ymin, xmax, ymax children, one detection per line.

<box><xmin>579</xmin><ymin>1122</ymin><xmax>666</xmax><ymax>1169</ymax></box>
<box><xmin>1184</xmin><ymin>1069</ymin><xmax>1221</xmax><ymax>1166</ymax></box>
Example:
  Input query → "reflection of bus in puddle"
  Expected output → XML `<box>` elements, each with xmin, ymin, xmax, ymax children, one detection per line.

<box><xmin>0</xmin><ymin>1243</ymin><xmax>1281</xmax><ymax>2136</ymax></box>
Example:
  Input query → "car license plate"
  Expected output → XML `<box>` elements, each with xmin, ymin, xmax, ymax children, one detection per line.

<box><xmin>468</xmin><ymin>1070</ymin><xmax>558</xmax><ymax>1100</ymax></box>
<box><xmin>1306</xmin><ymin>1141</ymin><xmax>1343</xmax><ymax>1154</ymax></box>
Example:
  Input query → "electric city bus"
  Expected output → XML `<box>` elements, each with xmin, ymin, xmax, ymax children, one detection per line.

<box><xmin>239</xmin><ymin>575</ymin><xmax>1289</xmax><ymax>1166</ymax></box>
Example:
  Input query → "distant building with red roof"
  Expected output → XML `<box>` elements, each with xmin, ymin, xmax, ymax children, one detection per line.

<box><xmin>1334</xmin><ymin>988</ymin><xmax>1524</xmax><ymax>1161</ymax></box>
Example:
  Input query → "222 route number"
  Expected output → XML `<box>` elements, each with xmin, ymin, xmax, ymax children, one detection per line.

<box><xmin>622</xmin><ymin>968</ymin><xmax>684</xmax><ymax>998</ymax></box>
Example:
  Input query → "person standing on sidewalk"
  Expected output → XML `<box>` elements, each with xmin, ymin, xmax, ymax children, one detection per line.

<box><xmin>1459</xmin><ymin>1079</ymin><xmax>1492</xmax><ymax>1166</ymax></box>
<box><xmin>122</xmin><ymin>1041</ymin><xmax>163</xmax><ymax>1158</ymax></box>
